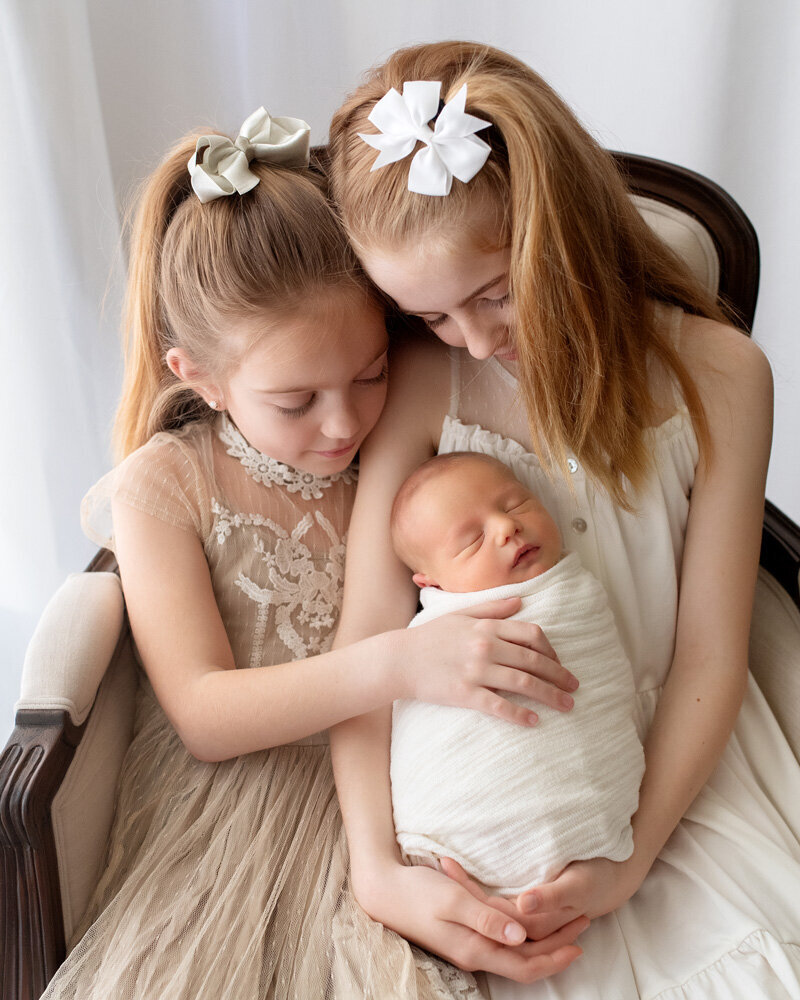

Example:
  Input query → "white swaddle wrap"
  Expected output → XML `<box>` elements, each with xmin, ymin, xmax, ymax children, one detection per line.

<box><xmin>391</xmin><ymin>551</ymin><xmax>645</xmax><ymax>896</ymax></box>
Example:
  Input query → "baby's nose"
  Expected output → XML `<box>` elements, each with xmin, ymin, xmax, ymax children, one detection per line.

<box><xmin>492</xmin><ymin>514</ymin><xmax>518</xmax><ymax>544</ymax></box>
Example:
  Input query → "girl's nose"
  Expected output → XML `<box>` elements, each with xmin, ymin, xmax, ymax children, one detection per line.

<box><xmin>458</xmin><ymin>316</ymin><xmax>503</xmax><ymax>361</ymax></box>
<box><xmin>321</xmin><ymin>395</ymin><xmax>361</xmax><ymax>440</ymax></box>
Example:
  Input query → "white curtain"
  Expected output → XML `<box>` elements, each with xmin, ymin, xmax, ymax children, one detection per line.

<box><xmin>2</xmin><ymin>0</ymin><xmax>799</xmax><ymax>734</ymax></box>
<box><xmin>0</xmin><ymin>1</ymin><xmax>123</xmax><ymax>734</ymax></box>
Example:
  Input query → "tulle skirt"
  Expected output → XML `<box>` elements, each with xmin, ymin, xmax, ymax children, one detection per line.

<box><xmin>42</xmin><ymin>680</ymin><xmax>482</xmax><ymax>1000</ymax></box>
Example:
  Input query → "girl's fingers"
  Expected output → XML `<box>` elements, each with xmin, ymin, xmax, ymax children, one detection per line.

<box><xmin>452</xmin><ymin>891</ymin><xmax>528</xmax><ymax>945</ymax></box>
<box><xmin>436</xmin><ymin>861</ymin><xmax>527</xmax><ymax>944</ymax></box>
<box><xmin>484</xmin><ymin>943</ymin><xmax>583</xmax><ymax>983</ymax></box>
<box><xmin>519</xmin><ymin>878</ymin><xmax>574</xmax><ymax>915</ymax></box>
<box><xmin>472</xmin><ymin>687</ymin><xmax>541</xmax><ymax>727</ymax></box>
<box><xmin>440</xmin><ymin>858</ymin><xmax>519</xmax><ymax>918</ymax></box>
<box><xmin>521</xmin><ymin>907</ymin><xmax>583</xmax><ymax>939</ymax></box>
<box><xmin>524</xmin><ymin>915</ymin><xmax>590</xmax><ymax>955</ymax></box>
<box><xmin>496</xmin><ymin>617</ymin><xmax>561</xmax><ymax>662</ymax></box>
<box><xmin>440</xmin><ymin>859</ymin><xmax>586</xmax><ymax>944</ymax></box>
<box><xmin>494</xmin><ymin>625</ymin><xmax>579</xmax><ymax>692</ymax></box>
<box><xmin>485</xmin><ymin>664</ymin><xmax>575</xmax><ymax>713</ymax></box>
<box><xmin>464</xmin><ymin>597</ymin><xmax>523</xmax><ymax>620</ymax></box>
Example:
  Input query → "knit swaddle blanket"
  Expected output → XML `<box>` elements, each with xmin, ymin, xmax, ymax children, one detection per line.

<box><xmin>390</xmin><ymin>551</ymin><xmax>645</xmax><ymax>896</ymax></box>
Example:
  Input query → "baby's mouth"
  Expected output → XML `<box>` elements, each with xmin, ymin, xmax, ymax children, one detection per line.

<box><xmin>512</xmin><ymin>544</ymin><xmax>539</xmax><ymax>568</ymax></box>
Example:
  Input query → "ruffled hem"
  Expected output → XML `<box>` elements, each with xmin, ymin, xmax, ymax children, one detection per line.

<box><xmin>652</xmin><ymin>929</ymin><xmax>800</xmax><ymax>999</ymax></box>
<box><xmin>441</xmin><ymin>411</ymin><xmax>694</xmax><ymax>469</ymax></box>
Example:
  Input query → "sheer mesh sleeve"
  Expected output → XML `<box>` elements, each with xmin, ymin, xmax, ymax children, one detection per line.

<box><xmin>80</xmin><ymin>431</ymin><xmax>210</xmax><ymax>553</ymax></box>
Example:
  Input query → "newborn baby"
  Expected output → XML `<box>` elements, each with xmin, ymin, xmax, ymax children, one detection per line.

<box><xmin>390</xmin><ymin>451</ymin><xmax>645</xmax><ymax>896</ymax></box>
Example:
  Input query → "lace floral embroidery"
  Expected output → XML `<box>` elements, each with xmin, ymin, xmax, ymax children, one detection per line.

<box><xmin>217</xmin><ymin>413</ymin><xmax>356</xmax><ymax>500</ymax></box>
<box><xmin>411</xmin><ymin>948</ymin><xmax>484</xmax><ymax>999</ymax></box>
<box><xmin>211</xmin><ymin>499</ymin><xmax>346</xmax><ymax>664</ymax></box>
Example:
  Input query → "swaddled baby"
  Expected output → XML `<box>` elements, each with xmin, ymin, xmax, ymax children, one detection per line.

<box><xmin>390</xmin><ymin>452</ymin><xmax>645</xmax><ymax>896</ymax></box>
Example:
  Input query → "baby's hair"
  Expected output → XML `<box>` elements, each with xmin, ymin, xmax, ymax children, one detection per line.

<box><xmin>114</xmin><ymin>129</ymin><xmax>377</xmax><ymax>460</ymax></box>
<box><xmin>391</xmin><ymin>451</ymin><xmax>515</xmax><ymax>570</ymax></box>
<box><xmin>329</xmin><ymin>41</ymin><xmax>732</xmax><ymax>509</ymax></box>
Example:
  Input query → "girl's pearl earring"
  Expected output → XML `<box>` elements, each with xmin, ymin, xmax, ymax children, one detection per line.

<box><xmin>208</xmin><ymin>400</ymin><xmax>218</xmax><ymax>410</ymax></box>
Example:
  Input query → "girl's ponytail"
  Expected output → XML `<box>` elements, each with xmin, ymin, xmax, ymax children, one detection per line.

<box><xmin>113</xmin><ymin>135</ymin><xmax>202</xmax><ymax>460</ymax></box>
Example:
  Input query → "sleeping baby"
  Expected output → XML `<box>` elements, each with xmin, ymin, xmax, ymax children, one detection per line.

<box><xmin>389</xmin><ymin>451</ymin><xmax>645</xmax><ymax>896</ymax></box>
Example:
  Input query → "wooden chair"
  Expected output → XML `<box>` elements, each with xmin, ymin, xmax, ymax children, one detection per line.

<box><xmin>2</xmin><ymin>152</ymin><xmax>799</xmax><ymax>1000</ymax></box>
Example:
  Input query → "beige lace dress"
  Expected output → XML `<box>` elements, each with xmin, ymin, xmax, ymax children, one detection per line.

<box><xmin>41</xmin><ymin>413</ymin><xmax>481</xmax><ymax>1000</ymax></box>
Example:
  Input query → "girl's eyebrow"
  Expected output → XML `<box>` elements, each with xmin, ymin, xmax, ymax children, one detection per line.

<box><xmin>412</xmin><ymin>274</ymin><xmax>506</xmax><ymax>316</ymax></box>
<box><xmin>255</xmin><ymin>344</ymin><xmax>389</xmax><ymax>395</ymax></box>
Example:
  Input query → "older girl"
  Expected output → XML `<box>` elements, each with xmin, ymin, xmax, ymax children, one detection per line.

<box><xmin>328</xmin><ymin>42</ymin><xmax>800</xmax><ymax>997</ymax></box>
<box><xmin>42</xmin><ymin>108</ymin><xmax>581</xmax><ymax>999</ymax></box>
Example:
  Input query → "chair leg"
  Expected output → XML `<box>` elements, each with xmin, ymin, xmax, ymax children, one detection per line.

<box><xmin>0</xmin><ymin>712</ymin><xmax>81</xmax><ymax>1000</ymax></box>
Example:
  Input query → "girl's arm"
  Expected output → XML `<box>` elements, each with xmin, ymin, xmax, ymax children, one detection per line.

<box><xmin>330</xmin><ymin>338</ymin><xmax>587</xmax><ymax>980</ymax></box>
<box><xmin>112</xmin><ymin>339</ymin><xmax>574</xmax><ymax>764</ymax></box>
<box><xmin>511</xmin><ymin>318</ymin><xmax>774</xmax><ymax>925</ymax></box>
<box><xmin>113</xmin><ymin>495</ymin><xmax>564</xmax><ymax>764</ymax></box>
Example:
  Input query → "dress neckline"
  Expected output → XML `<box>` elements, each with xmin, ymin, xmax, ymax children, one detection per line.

<box><xmin>216</xmin><ymin>413</ymin><xmax>357</xmax><ymax>501</ymax></box>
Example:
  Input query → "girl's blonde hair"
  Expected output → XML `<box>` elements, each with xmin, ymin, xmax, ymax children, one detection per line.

<box><xmin>329</xmin><ymin>41</ymin><xmax>731</xmax><ymax>508</ymax></box>
<box><xmin>114</xmin><ymin>131</ymin><xmax>373</xmax><ymax>460</ymax></box>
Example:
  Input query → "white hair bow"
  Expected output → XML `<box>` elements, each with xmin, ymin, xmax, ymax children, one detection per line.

<box><xmin>188</xmin><ymin>107</ymin><xmax>311</xmax><ymax>204</ymax></box>
<box><xmin>358</xmin><ymin>81</ymin><xmax>491</xmax><ymax>196</ymax></box>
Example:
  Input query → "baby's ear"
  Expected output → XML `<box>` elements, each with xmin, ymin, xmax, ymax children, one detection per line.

<box><xmin>412</xmin><ymin>572</ymin><xmax>439</xmax><ymax>589</ymax></box>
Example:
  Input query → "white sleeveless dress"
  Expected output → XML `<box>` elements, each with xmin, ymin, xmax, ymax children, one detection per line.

<box><xmin>437</xmin><ymin>307</ymin><xmax>800</xmax><ymax>998</ymax></box>
<box><xmin>41</xmin><ymin>413</ymin><xmax>481</xmax><ymax>1000</ymax></box>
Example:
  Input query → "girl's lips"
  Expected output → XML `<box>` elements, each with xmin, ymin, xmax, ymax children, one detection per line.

<box><xmin>513</xmin><ymin>544</ymin><xmax>540</xmax><ymax>568</ymax></box>
<box><xmin>314</xmin><ymin>442</ymin><xmax>358</xmax><ymax>459</ymax></box>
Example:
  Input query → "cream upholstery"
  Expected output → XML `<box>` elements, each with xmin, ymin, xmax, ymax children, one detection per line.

<box><xmin>17</xmin><ymin>572</ymin><xmax>125</xmax><ymax>725</ymax></box>
<box><xmin>749</xmin><ymin>568</ymin><xmax>800</xmax><ymax>762</ymax></box>
<box><xmin>632</xmin><ymin>194</ymin><xmax>721</xmax><ymax>295</ymax></box>
<box><xmin>52</xmin><ymin>639</ymin><xmax>137</xmax><ymax>941</ymax></box>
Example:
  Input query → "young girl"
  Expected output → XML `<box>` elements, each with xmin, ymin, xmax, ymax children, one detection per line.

<box><xmin>327</xmin><ymin>42</ymin><xmax>800</xmax><ymax>996</ymax></box>
<box><xmin>41</xmin><ymin>108</ymin><xmax>584</xmax><ymax>999</ymax></box>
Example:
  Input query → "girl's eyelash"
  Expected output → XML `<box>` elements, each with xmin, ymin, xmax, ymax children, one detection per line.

<box><xmin>422</xmin><ymin>294</ymin><xmax>510</xmax><ymax>331</ymax></box>
<box><xmin>276</xmin><ymin>396</ymin><xmax>315</xmax><ymax>418</ymax></box>
<box><xmin>356</xmin><ymin>364</ymin><xmax>389</xmax><ymax>386</ymax></box>
<box><xmin>484</xmin><ymin>293</ymin><xmax>511</xmax><ymax>309</ymax></box>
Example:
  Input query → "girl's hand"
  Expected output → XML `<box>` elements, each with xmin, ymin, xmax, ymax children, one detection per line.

<box><xmin>354</xmin><ymin>857</ymin><xmax>589</xmax><ymax>983</ymax></box>
<box><xmin>442</xmin><ymin>854</ymin><xmax>645</xmax><ymax>940</ymax></box>
<box><xmin>439</xmin><ymin>857</ymin><xmax>589</xmax><ymax>945</ymax></box>
<box><xmin>513</xmin><ymin>854</ymin><xmax>648</xmax><ymax>931</ymax></box>
<box><xmin>398</xmin><ymin>597</ymin><xmax>579</xmax><ymax>726</ymax></box>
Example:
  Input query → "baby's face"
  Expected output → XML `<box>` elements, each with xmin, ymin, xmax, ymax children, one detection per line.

<box><xmin>410</xmin><ymin>460</ymin><xmax>562</xmax><ymax>592</ymax></box>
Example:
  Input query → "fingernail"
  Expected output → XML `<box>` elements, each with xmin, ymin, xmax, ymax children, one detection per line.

<box><xmin>527</xmin><ymin>712</ymin><xmax>539</xmax><ymax>726</ymax></box>
<box><xmin>567</xmin><ymin>676</ymin><xmax>579</xmax><ymax>691</ymax></box>
<box><xmin>520</xmin><ymin>895</ymin><xmax>538</xmax><ymax>914</ymax></box>
<box><xmin>560</xmin><ymin>693</ymin><xmax>574</xmax><ymax>710</ymax></box>
<box><xmin>504</xmin><ymin>922</ymin><xmax>526</xmax><ymax>944</ymax></box>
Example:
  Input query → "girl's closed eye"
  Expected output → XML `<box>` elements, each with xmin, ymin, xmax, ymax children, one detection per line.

<box><xmin>275</xmin><ymin>395</ymin><xmax>315</xmax><ymax>418</ymax></box>
<box><xmin>356</xmin><ymin>353</ymin><xmax>389</xmax><ymax>385</ymax></box>
<box><xmin>480</xmin><ymin>293</ymin><xmax>511</xmax><ymax>310</ymax></box>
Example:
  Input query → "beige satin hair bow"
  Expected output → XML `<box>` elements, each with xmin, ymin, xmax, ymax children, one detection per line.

<box><xmin>188</xmin><ymin>106</ymin><xmax>311</xmax><ymax>204</ymax></box>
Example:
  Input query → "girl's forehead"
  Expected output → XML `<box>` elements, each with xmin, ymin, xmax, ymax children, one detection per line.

<box><xmin>361</xmin><ymin>241</ymin><xmax>510</xmax><ymax>315</ymax></box>
<box><xmin>231</xmin><ymin>297</ymin><xmax>387</xmax><ymax>392</ymax></box>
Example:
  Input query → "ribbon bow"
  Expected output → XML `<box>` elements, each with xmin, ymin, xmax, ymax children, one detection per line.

<box><xmin>358</xmin><ymin>81</ymin><xmax>491</xmax><ymax>196</ymax></box>
<box><xmin>188</xmin><ymin>107</ymin><xmax>311</xmax><ymax>204</ymax></box>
